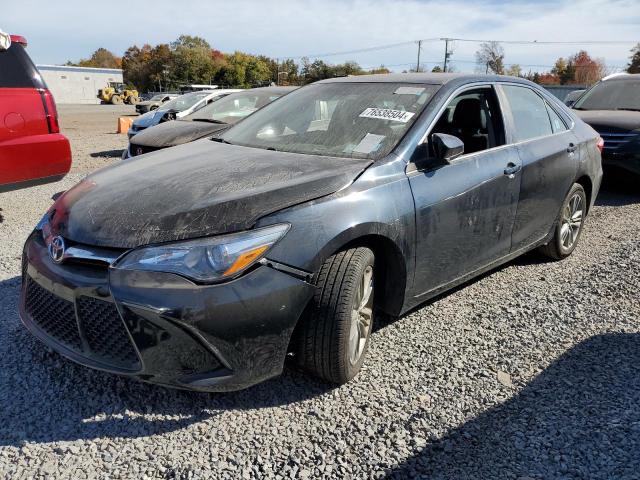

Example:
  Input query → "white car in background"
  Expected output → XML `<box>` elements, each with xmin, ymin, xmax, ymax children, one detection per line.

<box><xmin>127</xmin><ymin>89</ymin><xmax>241</xmax><ymax>140</ymax></box>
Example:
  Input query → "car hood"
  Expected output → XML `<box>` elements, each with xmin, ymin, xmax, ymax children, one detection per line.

<box><xmin>133</xmin><ymin>110</ymin><xmax>163</xmax><ymax>128</ymax></box>
<box><xmin>137</xmin><ymin>100</ymin><xmax>159</xmax><ymax>107</ymax></box>
<box><xmin>573</xmin><ymin>109</ymin><xmax>640</xmax><ymax>131</ymax></box>
<box><xmin>49</xmin><ymin>140</ymin><xmax>372</xmax><ymax>248</ymax></box>
<box><xmin>131</xmin><ymin>120</ymin><xmax>228</xmax><ymax>148</ymax></box>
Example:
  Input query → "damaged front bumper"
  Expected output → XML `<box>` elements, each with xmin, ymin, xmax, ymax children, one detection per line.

<box><xmin>19</xmin><ymin>232</ymin><xmax>315</xmax><ymax>392</ymax></box>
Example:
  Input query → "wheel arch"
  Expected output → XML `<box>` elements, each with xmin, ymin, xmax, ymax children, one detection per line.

<box><xmin>574</xmin><ymin>174</ymin><xmax>593</xmax><ymax>214</ymax></box>
<box><xmin>308</xmin><ymin>225</ymin><xmax>409</xmax><ymax>318</ymax></box>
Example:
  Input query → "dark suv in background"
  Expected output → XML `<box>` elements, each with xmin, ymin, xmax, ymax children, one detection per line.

<box><xmin>573</xmin><ymin>73</ymin><xmax>640</xmax><ymax>176</ymax></box>
<box><xmin>0</xmin><ymin>31</ymin><xmax>71</xmax><ymax>192</ymax></box>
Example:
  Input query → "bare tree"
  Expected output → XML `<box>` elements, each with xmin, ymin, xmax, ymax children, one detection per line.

<box><xmin>475</xmin><ymin>41</ymin><xmax>505</xmax><ymax>75</ymax></box>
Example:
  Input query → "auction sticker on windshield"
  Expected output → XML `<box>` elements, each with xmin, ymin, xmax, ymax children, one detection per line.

<box><xmin>359</xmin><ymin>108</ymin><xmax>415</xmax><ymax>123</ymax></box>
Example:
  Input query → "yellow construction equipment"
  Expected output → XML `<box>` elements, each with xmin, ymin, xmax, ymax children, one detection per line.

<box><xmin>97</xmin><ymin>82</ymin><xmax>139</xmax><ymax>105</ymax></box>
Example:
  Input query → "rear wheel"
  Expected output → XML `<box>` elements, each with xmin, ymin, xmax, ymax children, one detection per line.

<box><xmin>110</xmin><ymin>94</ymin><xmax>122</xmax><ymax>105</ymax></box>
<box><xmin>296</xmin><ymin>247</ymin><xmax>375</xmax><ymax>384</ymax></box>
<box><xmin>539</xmin><ymin>183</ymin><xmax>587</xmax><ymax>260</ymax></box>
<box><xmin>127</xmin><ymin>96</ymin><xmax>139</xmax><ymax>105</ymax></box>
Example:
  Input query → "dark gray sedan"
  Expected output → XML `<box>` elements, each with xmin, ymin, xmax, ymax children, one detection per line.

<box><xmin>20</xmin><ymin>73</ymin><xmax>602</xmax><ymax>391</ymax></box>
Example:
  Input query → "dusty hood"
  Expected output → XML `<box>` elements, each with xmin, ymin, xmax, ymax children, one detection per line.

<box><xmin>131</xmin><ymin>120</ymin><xmax>228</xmax><ymax>148</ymax></box>
<box><xmin>573</xmin><ymin>109</ymin><xmax>640</xmax><ymax>132</ymax></box>
<box><xmin>49</xmin><ymin>139</ymin><xmax>371</xmax><ymax>248</ymax></box>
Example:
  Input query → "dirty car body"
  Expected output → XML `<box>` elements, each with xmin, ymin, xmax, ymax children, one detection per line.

<box><xmin>20</xmin><ymin>74</ymin><xmax>602</xmax><ymax>391</ymax></box>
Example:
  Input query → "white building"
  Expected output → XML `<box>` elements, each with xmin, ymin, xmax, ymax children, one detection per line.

<box><xmin>37</xmin><ymin>65</ymin><xmax>123</xmax><ymax>104</ymax></box>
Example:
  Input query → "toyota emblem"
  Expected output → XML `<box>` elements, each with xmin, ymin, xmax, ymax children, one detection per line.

<box><xmin>48</xmin><ymin>236</ymin><xmax>66</xmax><ymax>263</ymax></box>
<box><xmin>135</xmin><ymin>147</ymin><xmax>143</xmax><ymax>156</ymax></box>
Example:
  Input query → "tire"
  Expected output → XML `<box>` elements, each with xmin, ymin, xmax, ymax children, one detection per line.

<box><xmin>296</xmin><ymin>247</ymin><xmax>375</xmax><ymax>384</ymax></box>
<box><xmin>538</xmin><ymin>183</ymin><xmax>587</xmax><ymax>260</ymax></box>
<box><xmin>150</xmin><ymin>105</ymin><xmax>158</xmax><ymax>111</ymax></box>
<box><xmin>110</xmin><ymin>95</ymin><xmax>122</xmax><ymax>105</ymax></box>
<box><xmin>127</xmin><ymin>96</ymin><xmax>139</xmax><ymax>105</ymax></box>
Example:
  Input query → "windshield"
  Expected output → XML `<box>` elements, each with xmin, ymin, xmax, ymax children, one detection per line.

<box><xmin>150</xmin><ymin>94</ymin><xmax>166</xmax><ymax>101</ymax></box>
<box><xmin>186</xmin><ymin>90</ymin><xmax>285</xmax><ymax>124</ymax></box>
<box><xmin>158</xmin><ymin>92</ymin><xmax>211</xmax><ymax>112</ymax></box>
<box><xmin>574</xmin><ymin>79</ymin><xmax>640</xmax><ymax>111</ymax></box>
<box><xmin>220</xmin><ymin>83</ymin><xmax>438</xmax><ymax>160</ymax></box>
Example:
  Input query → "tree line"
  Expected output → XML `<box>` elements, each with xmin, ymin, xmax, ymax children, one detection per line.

<box><xmin>66</xmin><ymin>35</ymin><xmax>390</xmax><ymax>92</ymax></box>
<box><xmin>474</xmin><ymin>41</ymin><xmax>640</xmax><ymax>85</ymax></box>
<box><xmin>67</xmin><ymin>36</ymin><xmax>640</xmax><ymax>91</ymax></box>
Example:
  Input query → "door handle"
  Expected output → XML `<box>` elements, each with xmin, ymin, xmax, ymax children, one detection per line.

<box><xmin>567</xmin><ymin>143</ymin><xmax>577</xmax><ymax>153</ymax></box>
<box><xmin>504</xmin><ymin>163</ymin><xmax>521</xmax><ymax>176</ymax></box>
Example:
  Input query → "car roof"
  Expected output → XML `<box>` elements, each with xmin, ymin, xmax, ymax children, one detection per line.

<box><xmin>602</xmin><ymin>73</ymin><xmax>640</xmax><ymax>82</ymax></box>
<box><xmin>315</xmin><ymin>72</ymin><xmax>536</xmax><ymax>87</ymax></box>
<box><xmin>247</xmin><ymin>86</ymin><xmax>298</xmax><ymax>94</ymax></box>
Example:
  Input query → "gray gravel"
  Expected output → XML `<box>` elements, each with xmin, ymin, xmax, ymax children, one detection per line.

<box><xmin>1</xmin><ymin>105</ymin><xmax>639</xmax><ymax>479</ymax></box>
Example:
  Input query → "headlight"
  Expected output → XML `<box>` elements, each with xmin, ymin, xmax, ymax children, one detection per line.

<box><xmin>116</xmin><ymin>223</ymin><xmax>290</xmax><ymax>282</ymax></box>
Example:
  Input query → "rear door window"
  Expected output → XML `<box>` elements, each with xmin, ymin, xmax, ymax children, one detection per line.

<box><xmin>0</xmin><ymin>44</ymin><xmax>44</xmax><ymax>88</ymax></box>
<box><xmin>502</xmin><ymin>85</ymin><xmax>553</xmax><ymax>142</ymax></box>
<box><xmin>545</xmin><ymin>103</ymin><xmax>568</xmax><ymax>133</ymax></box>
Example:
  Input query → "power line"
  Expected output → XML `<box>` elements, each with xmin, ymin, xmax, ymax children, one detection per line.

<box><xmin>286</xmin><ymin>37</ymin><xmax>637</xmax><ymax>61</ymax></box>
<box><xmin>444</xmin><ymin>37</ymin><xmax>638</xmax><ymax>45</ymax></box>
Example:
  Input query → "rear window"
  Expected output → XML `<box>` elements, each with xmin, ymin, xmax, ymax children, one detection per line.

<box><xmin>0</xmin><ymin>44</ymin><xmax>46</xmax><ymax>88</ymax></box>
<box><xmin>502</xmin><ymin>85</ymin><xmax>553</xmax><ymax>142</ymax></box>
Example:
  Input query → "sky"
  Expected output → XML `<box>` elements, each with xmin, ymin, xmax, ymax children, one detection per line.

<box><xmin>3</xmin><ymin>0</ymin><xmax>639</xmax><ymax>73</ymax></box>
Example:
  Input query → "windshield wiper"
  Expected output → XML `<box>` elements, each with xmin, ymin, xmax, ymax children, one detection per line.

<box><xmin>192</xmin><ymin>118</ymin><xmax>228</xmax><ymax>124</ymax></box>
<box><xmin>210</xmin><ymin>137</ymin><xmax>233</xmax><ymax>145</ymax></box>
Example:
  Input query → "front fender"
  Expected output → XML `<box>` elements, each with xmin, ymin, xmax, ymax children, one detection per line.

<box><xmin>256</xmin><ymin>158</ymin><xmax>416</xmax><ymax>302</ymax></box>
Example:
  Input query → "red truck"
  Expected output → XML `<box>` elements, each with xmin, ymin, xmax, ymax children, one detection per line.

<box><xmin>0</xmin><ymin>32</ymin><xmax>71</xmax><ymax>193</ymax></box>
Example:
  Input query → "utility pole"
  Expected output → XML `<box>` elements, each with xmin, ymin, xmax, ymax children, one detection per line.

<box><xmin>442</xmin><ymin>38</ymin><xmax>450</xmax><ymax>72</ymax></box>
<box><xmin>416</xmin><ymin>40</ymin><xmax>422</xmax><ymax>72</ymax></box>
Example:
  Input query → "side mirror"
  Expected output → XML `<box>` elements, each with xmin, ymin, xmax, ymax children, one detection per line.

<box><xmin>432</xmin><ymin>133</ymin><xmax>464</xmax><ymax>163</ymax></box>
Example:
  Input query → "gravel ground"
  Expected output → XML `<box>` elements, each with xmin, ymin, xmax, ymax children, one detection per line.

<box><xmin>0</xmin><ymin>105</ymin><xmax>639</xmax><ymax>479</ymax></box>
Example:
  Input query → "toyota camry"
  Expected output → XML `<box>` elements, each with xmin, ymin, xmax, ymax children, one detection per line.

<box><xmin>20</xmin><ymin>73</ymin><xmax>602</xmax><ymax>391</ymax></box>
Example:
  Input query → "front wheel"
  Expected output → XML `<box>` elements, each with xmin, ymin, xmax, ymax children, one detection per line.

<box><xmin>539</xmin><ymin>183</ymin><xmax>587</xmax><ymax>260</ymax></box>
<box><xmin>110</xmin><ymin>95</ymin><xmax>122</xmax><ymax>105</ymax></box>
<box><xmin>296</xmin><ymin>247</ymin><xmax>375</xmax><ymax>384</ymax></box>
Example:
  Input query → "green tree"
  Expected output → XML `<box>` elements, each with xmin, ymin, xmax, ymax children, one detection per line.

<box><xmin>627</xmin><ymin>43</ymin><xmax>640</xmax><ymax>73</ymax></box>
<box><xmin>171</xmin><ymin>35</ymin><xmax>217</xmax><ymax>85</ymax></box>
<box><xmin>431</xmin><ymin>65</ymin><xmax>443</xmax><ymax>73</ymax></box>
<box><xmin>219</xmin><ymin>51</ymin><xmax>272</xmax><ymax>88</ymax></box>
<box><xmin>70</xmin><ymin>48</ymin><xmax>121</xmax><ymax>69</ymax></box>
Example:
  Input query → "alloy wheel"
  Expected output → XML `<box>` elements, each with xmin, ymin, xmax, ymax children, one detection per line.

<box><xmin>560</xmin><ymin>192</ymin><xmax>584</xmax><ymax>250</ymax></box>
<box><xmin>348</xmin><ymin>265</ymin><xmax>373</xmax><ymax>365</ymax></box>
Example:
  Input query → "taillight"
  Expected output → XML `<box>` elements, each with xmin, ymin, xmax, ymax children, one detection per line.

<box><xmin>38</xmin><ymin>89</ymin><xmax>60</xmax><ymax>134</ymax></box>
<box><xmin>596</xmin><ymin>137</ymin><xmax>604</xmax><ymax>154</ymax></box>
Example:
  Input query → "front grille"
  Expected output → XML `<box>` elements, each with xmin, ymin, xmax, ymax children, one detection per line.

<box><xmin>597</xmin><ymin>131</ymin><xmax>640</xmax><ymax>152</ymax></box>
<box><xmin>25</xmin><ymin>278</ymin><xmax>82</xmax><ymax>350</ymax></box>
<box><xmin>77</xmin><ymin>296</ymin><xmax>140</xmax><ymax>369</ymax></box>
<box><xmin>24</xmin><ymin>278</ymin><xmax>140</xmax><ymax>371</ymax></box>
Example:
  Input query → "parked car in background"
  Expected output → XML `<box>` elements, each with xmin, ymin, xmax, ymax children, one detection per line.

<box><xmin>128</xmin><ymin>90</ymin><xmax>241</xmax><ymax>139</ymax></box>
<box><xmin>573</xmin><ymin>73</ymin><xmax>640</xmax><ymax>175</ymax></box>
<box><xmin>124</xmin><ymin>86</ymin><xmax>295</xmax><ymax>158</ymax></box>
<box><xmin>0</xmin><ymin>30</ymin><xmax>71</xmax><ymax>193</ymax></box>
<box><xmin>564</xmin><ymin>89</ymin><xmax>585</xmax><ymax>107</ymax></box>
<box><xmin>135</xmin><ymin>93</ymin><xmax>178</xmax><ymax>114</ymax></box>
<box><xmin>21</xmin><ymin>74</ymin><xmax>601</xmax><ymax>392</ymax></box>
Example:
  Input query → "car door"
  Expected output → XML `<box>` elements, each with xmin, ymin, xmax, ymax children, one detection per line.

<box><xmin>497</xmin><ymin>84</ymin><xmax>578</xmax><ymax>251</ymax></box>
<box><xmin>407</xmin><ymin>84</ymin><xmax>522</xmax><ymax>297</ymax></box>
